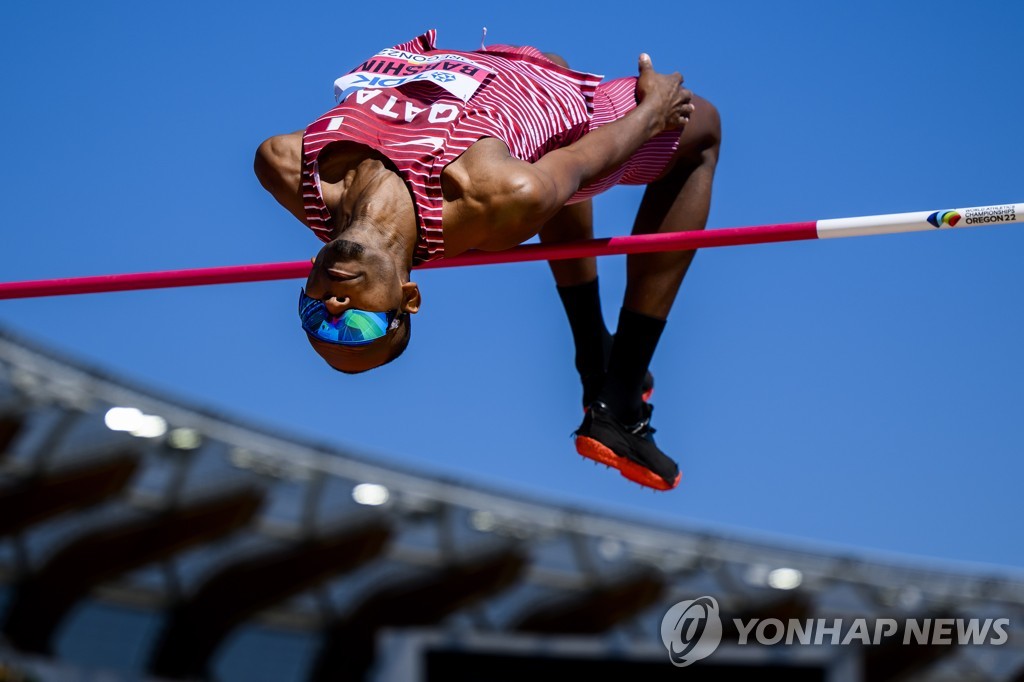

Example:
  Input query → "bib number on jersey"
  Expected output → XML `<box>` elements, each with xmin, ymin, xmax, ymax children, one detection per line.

<box><xmin>334</xmin><ymin>50</ymin><xmax>493</xmax><ymax>103</ymax></box>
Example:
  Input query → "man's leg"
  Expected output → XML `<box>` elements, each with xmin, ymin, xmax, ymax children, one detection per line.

<box><xmin>576</xmin><ymin>95</ymin><xmax>721</xmax><ymax>491</ymax></box>
<box><xmin>598</xmin><ymin>95</ymin><xmax>721</xmax><ymax>422</ymax></box>
<box><xmin>537</xmin><ymin>51</ymin><xmax>615</xmax><ymax>408</ymax></box>
<box><xmin>539</xmin><ymin>201</ymin><xmax>614</xmax><ymax>407</ymax></box>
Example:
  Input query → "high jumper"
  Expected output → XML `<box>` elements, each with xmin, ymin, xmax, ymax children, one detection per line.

<box><xmin>253</xmin><ymin>30</ymin><xmax>718</xmax><ymax>491</ymax></box>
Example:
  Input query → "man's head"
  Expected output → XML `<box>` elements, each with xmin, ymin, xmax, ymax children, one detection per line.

<box><xmin>302</xmin><ymin>235</ymin><xmax>420</xmax><ymax>374</ymax></box>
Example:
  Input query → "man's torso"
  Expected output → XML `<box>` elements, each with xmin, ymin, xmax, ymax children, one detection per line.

<box><xmin>301</xmin><ymin>31</ymin><xmax>603</xmax><ymax>263</ymax></box>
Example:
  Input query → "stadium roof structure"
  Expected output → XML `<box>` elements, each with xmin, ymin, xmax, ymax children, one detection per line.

<box><xmin>0</xmin><ymin>325</ymin><xmax>1022</xmax><ymax>682</ymax></box>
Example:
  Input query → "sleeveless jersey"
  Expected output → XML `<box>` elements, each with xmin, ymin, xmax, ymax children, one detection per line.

<box><xmin>301</xmin><ymin>30</ymin><xmax>603</xmax><ymax>264</ymax></box>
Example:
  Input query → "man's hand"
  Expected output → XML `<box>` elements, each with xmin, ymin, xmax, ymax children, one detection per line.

<box><xmin>446</xmin><ymin>53</ymin><xmax>699</xmax><ymax>251</ymax></box>
<box><xmin>635</xmin><ymin>53</ymin><xmax>695</xmax><ymax>133</ymax></box>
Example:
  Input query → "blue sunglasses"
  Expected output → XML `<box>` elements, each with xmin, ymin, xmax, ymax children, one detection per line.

<box><xmin>298</xmin><ymin>289</ymin><xmax>401</xmax><ymax>346</ymax></box>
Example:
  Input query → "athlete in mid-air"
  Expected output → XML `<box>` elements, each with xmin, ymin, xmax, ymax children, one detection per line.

<box><xmin>255</xmin><ymin>31</ymin><xmax>720</xmax><ymax>491</ymax></box>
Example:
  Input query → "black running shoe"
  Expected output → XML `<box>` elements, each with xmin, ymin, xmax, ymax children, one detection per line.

<box><xmin>574</xmin><ymin>402</ymin><xmax>680</xmax><ymax>491</ymax></box>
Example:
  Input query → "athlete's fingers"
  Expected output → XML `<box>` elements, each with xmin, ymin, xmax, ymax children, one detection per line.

<box><xmin>638</xmin><ymin>53</ymin><xmax>653</xmax><ymax>73</ymax></box>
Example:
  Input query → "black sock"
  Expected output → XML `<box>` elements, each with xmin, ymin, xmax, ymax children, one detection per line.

<box><xmin>598</xmin><ymin>307</ymin><xmax>666</xmax><ymax>423</ymax></box>
<box><xmin>556</xmin><ymin>278</ymin><xmax>611</xmax><ymax>404</ymax></box>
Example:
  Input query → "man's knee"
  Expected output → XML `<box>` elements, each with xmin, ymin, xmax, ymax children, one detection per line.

<box><xmin>542</xmin><ymin>52</ymin><xmax>570</xmax><ymax>68</ymax></box>
<box><xmin>691</xmin><ymin>95</ymin><xmax>722</xmax><ymax>155</ymax></box>
<box><xmin>671</xmin><ymin>95</ymin><xmax>721</xmax><ymax>170</ymax></box>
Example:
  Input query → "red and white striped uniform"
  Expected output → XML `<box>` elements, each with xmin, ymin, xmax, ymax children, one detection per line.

<box><xmin>302</xmin><ymin>30</ymin><xmax>679</xmax><ymax>264</ymax></box>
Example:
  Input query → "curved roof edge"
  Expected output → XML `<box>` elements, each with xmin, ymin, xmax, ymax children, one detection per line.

<box><xmin>2</xmin><ymin>324</ymin><xmax>1023</xmax><ymax>606</ymax></box>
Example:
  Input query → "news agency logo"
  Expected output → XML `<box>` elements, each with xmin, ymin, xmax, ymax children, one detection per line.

<box><xmin>660</xmin><ymin>595</ymin><xmax>1010</xmax><ymax>666</ymax></box>
<box><xmin>659</xmin><ymin>596</ymin><xmax>723</xmax><ymax>666</ymax></box>
<box><xmin>927</xmin><ymin>209</ymin><xmax>961</xmax><ymax>228</ymax></box>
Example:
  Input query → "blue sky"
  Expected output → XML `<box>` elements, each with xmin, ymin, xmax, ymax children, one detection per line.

<box><xmin>1</xmin><ymin>0</ymin><xmax>1022</xmax><ymax>573</ymax></box>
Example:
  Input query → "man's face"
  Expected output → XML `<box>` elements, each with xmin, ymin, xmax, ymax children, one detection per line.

<box><xmin>303</xmin><ymin>238</ymin><xmax>419</xmax><ymax>373</ymax></box>
<box><xmin>307</xmin><ymin>238</ymin><xmax>402</xmax><ymax>311</ymax></box>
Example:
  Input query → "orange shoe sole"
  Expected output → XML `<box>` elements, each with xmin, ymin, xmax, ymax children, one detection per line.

<box><xmin>576</xmin><ymin>436</ymin><xmax>681</xmax><ymax>491</ymax></box>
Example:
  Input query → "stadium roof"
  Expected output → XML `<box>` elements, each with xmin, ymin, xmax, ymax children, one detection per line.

<box><xmin>0</xmin><ymin>326</ymin><xmax>1022</xmax><ymax>681</ymax></box>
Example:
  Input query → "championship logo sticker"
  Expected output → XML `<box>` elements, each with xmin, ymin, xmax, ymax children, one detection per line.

<box><xmin>927</xmin><ymin>210</ymin><xmax>961</xmax><ymax>228</ymax></box>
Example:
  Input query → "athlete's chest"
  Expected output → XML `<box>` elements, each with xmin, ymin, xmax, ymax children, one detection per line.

<box><xmin>437</xmin><ymin>138</ymin><xmax>530</xmax><ymax>256</ymax></box>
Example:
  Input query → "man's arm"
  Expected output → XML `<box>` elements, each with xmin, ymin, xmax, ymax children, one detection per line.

<box><xmin>254</xmin><ymin>130</ymin><xmax>306</xmax><ymax>224</ymax></box>
<box><xmin>455</xmin><ymin>54</ymin><xmax>694</xmax><ymax>241</ymax></box>
<box><xmin>527</xmin><ymin>54</ymin><xmax>693</xmax><ymax>211</ymax></box>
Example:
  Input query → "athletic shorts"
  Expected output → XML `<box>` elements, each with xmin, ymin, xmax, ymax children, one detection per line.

<box><xmin>571</xmin><ymin>77</ymin><xmax>681</xmax><ymax>200</ymax></box>
<box><xmin>481</xmin><ymin>45</ymin><xmax>680</xmax><ymax>202</ymax></box>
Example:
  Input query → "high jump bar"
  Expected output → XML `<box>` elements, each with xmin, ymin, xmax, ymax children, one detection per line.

<box><xmin>1</xmin><ymin>202</ymin><xmax>1020</xmax><ymax>300</ymax></box>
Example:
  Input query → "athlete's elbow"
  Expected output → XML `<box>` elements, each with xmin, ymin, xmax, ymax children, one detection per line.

<box><xmin>253</xmin><ymin>137</ymin><xmax>280</xmax><ymax>190</ymax></box>
<box><xmin>254</xmin><ymin>134</ymin><xmax>300</xmax><ymax>195</ymax></box>
<box><xmin>501</xmin><ymin>169</ymin><xmax>560</xmax><ymax>226</ymax></box>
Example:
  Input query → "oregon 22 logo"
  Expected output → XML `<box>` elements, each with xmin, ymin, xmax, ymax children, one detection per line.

<box><xmin>927</xmin><ymin>210</ymin><xmax>961</xmax><ymax>228</ymax></box>
<box><xmin>660</xmin><ymin>596</ymin><xmax>723</xmax><ymax>666</ymax></box>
